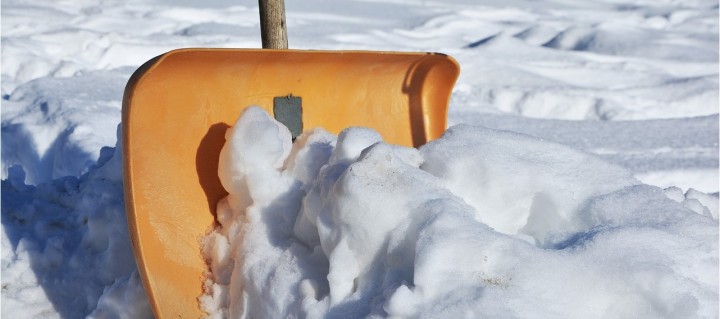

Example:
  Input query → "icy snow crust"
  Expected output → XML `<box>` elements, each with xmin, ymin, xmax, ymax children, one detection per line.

<box><xmin>201</xmin><ymin>107</ymin><xmax>718</xmax><ymax>318</ymax></box>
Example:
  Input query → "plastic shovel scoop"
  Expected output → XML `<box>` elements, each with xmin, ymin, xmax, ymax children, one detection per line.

<box><xmin>122</xmin><ymin>1</ymin><xmax>460</xmax><ymax>318</ymax></box>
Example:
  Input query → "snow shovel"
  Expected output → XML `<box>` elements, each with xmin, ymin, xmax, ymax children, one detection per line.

<box><xmin>122</xmin><ymin>0</ymin><xmax>459</xmax><ymax>317</ymax></box>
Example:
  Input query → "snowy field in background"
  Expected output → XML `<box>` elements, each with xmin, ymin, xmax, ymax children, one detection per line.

<box><xmin>1</xmin><ymin>0</ymin><xmax>718</xmax><ymax>318</ymax></box>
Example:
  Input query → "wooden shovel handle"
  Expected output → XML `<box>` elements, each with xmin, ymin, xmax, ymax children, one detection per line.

<box><xmin>259</xmin><ymin>0</ymin><xmax>288</xmax><ymax>49</ymax></box>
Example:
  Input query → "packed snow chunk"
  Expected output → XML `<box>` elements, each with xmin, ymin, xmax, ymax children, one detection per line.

<box><xmin>664</xmin><ymin>186</ymin><xmax>719</xmax><ymax>220</ymax></box>
<box><xmin>328</xmin><ymin>127</ymin><xmax>382</xmax><ymax>164</ymax></box>
<box><xmin>202</xmin><ymin>108</ymin><xmax>718</xmax><ymax>319</ymax></box>
<box><xmin>312</xmin><ymin>142</ymin><xmax>451</xmax><ymax>306</ymax></box>
<box><xmin>685</xmin><ymin>188</ymin><xmax>719</xmax><ymax>219</ymax></box>
<box><xmin>218</xmin><ymin>106</ymin><xmax>292</xmax><ymax>196</ymax></box>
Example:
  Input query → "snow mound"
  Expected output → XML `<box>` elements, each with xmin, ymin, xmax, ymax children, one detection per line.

<box><xmin>201</xmin><ymin>108</ymin><xmax>718</xmax><ymax>318</ymax></box>
<box><xmin>1</xmin><ymin>126</ymin><xmax>152</xmax><ymax>318</ymax></box>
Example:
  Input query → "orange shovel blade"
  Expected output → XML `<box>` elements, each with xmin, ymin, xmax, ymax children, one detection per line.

<box><xmin>122</xmin><ymin>48</ymin><xmax>459</xmax><ymax>318</ymax></box>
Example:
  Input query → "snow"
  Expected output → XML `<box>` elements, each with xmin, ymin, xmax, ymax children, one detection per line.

<box><xmin>202</xmin><ymin>108</ymin><xmax>717</xmax><ymax>318</ymax></box>
<box><xmin>2</xmin><ymin>129</ymin><xmax>151</xmax><ymax>318</ymax></box>
<box><xmin>2</xmin><ymin>0</ymin><xmax>718</xmax><ymax>318</ymax></box>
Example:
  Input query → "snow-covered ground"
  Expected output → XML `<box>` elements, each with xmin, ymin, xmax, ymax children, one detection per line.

<box><xmin>2</xmin><ymin>0</ymin><xmax>718</xmax><ymax>318</ymax></box>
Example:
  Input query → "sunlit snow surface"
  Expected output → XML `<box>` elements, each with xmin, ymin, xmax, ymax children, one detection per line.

<box><xmin>1</xmin><ymin>0</ymin><xmax>718</xmax><ymax>318</ymax></box>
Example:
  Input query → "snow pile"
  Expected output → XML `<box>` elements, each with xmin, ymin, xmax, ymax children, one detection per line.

<box><xmin>201</xmin><ymin>107</ymin><xmax>718</xmax><ymax>318</ymax></box>
<box><xmin>1</xmin><ymin>127</ymin><xmax>152</xmax><ymax>318</ymax></box>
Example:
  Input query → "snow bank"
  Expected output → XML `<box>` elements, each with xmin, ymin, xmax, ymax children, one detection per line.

<box><xmin>201</xmin><ymin>107</ymin><xmax>718</xmax><ymax>318</ymax></box>
<box><xmin>1</xmin><ymin>127</ymin><xmax>152</xmax><ymax>319</ymax></box>
<box><xmin>1</xmin><ymin>70</ymin><xmax>129</xmax><ymax>184</ymax></box>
